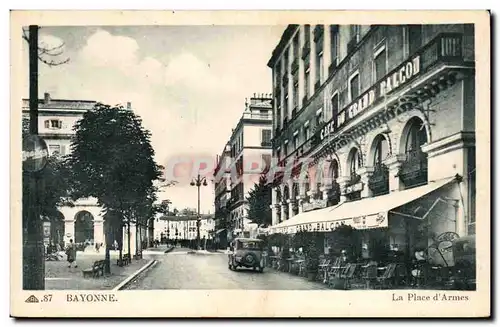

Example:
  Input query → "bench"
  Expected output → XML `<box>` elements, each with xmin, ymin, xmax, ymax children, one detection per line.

<box><xmin>82</xmin><ymin>260</ymin><xmax>106</xmax><ymax>278</ymax></box>
<box><xmin>117</xmin><ymin>253</ymin><xmax>132</xmax><ymax>267</ymax></box>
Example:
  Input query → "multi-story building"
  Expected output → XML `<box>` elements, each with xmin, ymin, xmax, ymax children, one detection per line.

<box><xmin>214</xmin><ymin>94</ymin><xmax>273</xmax><ymax>241</ymax></box>
<box><xmin>154</xmin><ymin>214</ymin><xmax>215</xmax><ymax>242</ymax></box>
<box><xmin>267</xmin><ymin>24</ymin><xmax>475</xmax><ymax>260</ymax></box>
<box><xmin>22</xmin><ymin>93</ymin><xmax>134</xmax><ymax>249</ymax></box>
<box><xmin>213</xmin><ymin>143</ymin><xmax>232</xmax><ymax>248</ymax></box>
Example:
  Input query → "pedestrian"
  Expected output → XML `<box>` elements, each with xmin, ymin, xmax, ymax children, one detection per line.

<box><xmin>65</xmin><ymin>239</ymin><xmax>78</xmax><ymax>268</ymax></box>
<box><xmin>95</xmin><ymin>242</ymin><xmax>100</xmax><ymax>253</ymax></box>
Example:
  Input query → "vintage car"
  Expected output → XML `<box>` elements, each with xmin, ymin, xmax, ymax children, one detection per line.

<box><xmin>228</xmin><ymin>238</ymin><xmax>265</xmax><ymax>272</ymax></box>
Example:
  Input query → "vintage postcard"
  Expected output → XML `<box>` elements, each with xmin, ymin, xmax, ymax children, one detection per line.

<box><xmin>10</xmin><ymin>10</ymin><xmax>490</xmax><ymax>318</ymax></box>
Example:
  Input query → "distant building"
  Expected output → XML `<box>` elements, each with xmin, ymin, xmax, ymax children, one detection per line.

<box><xmin>213</xmin><ymin>94</ymin><xmax>273</xmax><ymax>242</ymax></box>
<box><xmin>154</xmin><ymin>214</ymin><xmax>215</xmax><ymax>242</ymax></box>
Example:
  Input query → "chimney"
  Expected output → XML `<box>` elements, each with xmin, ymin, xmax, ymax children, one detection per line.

<box><xmin>44</xmin><ymin>92</ymin><xmax>51</xmax><ymax>104</ymax></box>
<box><xmin>127</xmin><ymin>102</ymin><xmax>132</xmax><ymax>110</ymax></box>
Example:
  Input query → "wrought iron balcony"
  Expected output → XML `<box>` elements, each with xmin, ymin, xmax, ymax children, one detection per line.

<box><xmin>346</xmin><ymin>173</ymin><xmax>361</xmax><ymax>187</ymax></box>
<box><xmin>260</xmin><ymin>141</ymin><xmax>272</xmax><ymax>147</ymax></box>
<box><xmin>368</xmin><ymin>163</ymin><xmax>389</xmax><ymax>196</ymax></box>
<box><xmin>398</xmin><ymin>151</ymin><xmax>428</xmax><ymax>187</ymax></box>
<box><xmin>292</xmin><ymin>107</ymin><xmax>298</xmax><ymax>118</ymax></box>
<box><xmin>314</xmin><ymin>80</ymin><xmax>321</xmax><ymax>91</ymax></box>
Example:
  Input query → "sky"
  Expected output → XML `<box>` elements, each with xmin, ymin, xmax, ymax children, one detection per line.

<box><xmin>22</xmin><ymin>25</ymin><xmax>286</xmax><ymax>213</ymax></box>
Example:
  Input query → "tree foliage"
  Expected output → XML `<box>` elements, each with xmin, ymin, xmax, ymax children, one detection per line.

<box><xmin>68</xmin><ymin>103</ymin><xmax>161</xmax><ymax>215</ymax></box>
<box><xmin>246</xmin><ymin>175</ymin><xmax>272</xmax><ymax>227</ymax></box>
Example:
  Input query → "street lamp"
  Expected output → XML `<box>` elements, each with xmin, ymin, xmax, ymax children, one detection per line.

<box><xmin>190</xmin><ymin>174</ymin><xmax>208</xmax><ymax>250</ymax></box>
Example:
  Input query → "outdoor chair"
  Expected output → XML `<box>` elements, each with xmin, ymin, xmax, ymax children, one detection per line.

<box><xmin>363</xmin><ymin>262</ymin><xmax>379</xmax><ymax>289</ymax></box>
<box><xmin>377</xmin><ymin>263</ymin><xmax>397</xmax><ymax>289</ymax></box>
<box><xmin>317</xmin><ymin>259</ymin><xmax>331</xmax><ymax>283</ymax></box>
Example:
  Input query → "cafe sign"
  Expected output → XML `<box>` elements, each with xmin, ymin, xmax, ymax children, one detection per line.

<box><xmin>270</xmin><ymin>212</ymin><xmax>388</xmax><ymax>234</ymax></box>
<box><xmin>302</xmin><ymin>199</ymin><xmax>327</xmax><ymax>212</ymax></box>
<box><xmin>320</xmin><ymin>55</ymin><xmax>421</xmax><ymax>141</ymax></box>
<box><xmin>342</xmin><ymin>182</ymin><xmax>364</xmax><ymax>195</ymax></box>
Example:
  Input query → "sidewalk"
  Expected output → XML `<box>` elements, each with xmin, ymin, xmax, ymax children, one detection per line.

<box><xmin>45</xmin><ymin>252</ymin><xmax>150</xmax><ymax>290</ymax></box>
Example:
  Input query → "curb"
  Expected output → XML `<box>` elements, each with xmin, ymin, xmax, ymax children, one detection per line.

<box><xmin>164</xmin><ymin>247</ymin><xmax>174</xmax><ymax>254</ymax></box>
<box><xmin>113</xmin><ymin>259</ymin><xmax>158</xmax><ymax>291</ymax></box>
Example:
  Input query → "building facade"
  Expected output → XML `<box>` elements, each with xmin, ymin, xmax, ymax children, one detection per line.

<box><xmin>22</xmin><ymin>93</ymin><xmax>134</xmax><ymax>249</ymax></box>
<box><xmin>213</xmin><ymin>143</ymin><xmax>232</xmax><ymax>248</ymax></box>
<box><xmin>154</xmin><ymin>215</ymin><xmax>215</xmax><ymax>242</ymax></box>
<box><xmin>267</xmin><ymin>24</ymin><xmax>475</xmax><ymax>260</ymax></box>
<box><xmin>213</xmin><ymin>94</ymin><xmax>273</xmax><ymax>241</ymax></box>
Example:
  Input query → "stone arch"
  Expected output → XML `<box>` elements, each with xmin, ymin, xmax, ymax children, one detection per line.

<box><xmin>398</xmin><ymin>114</ymin><xmax>431</xmax><ymax>155</ymax></box>
<box><xmin>346</xmin><ymin>146</ymin><xmax>363</xmax><ymax>177</ymax></box>
<box><xmin>368</xmin><ymin>133</ymin><xmax>392</xmax><ymax>166</ymax></box>
<box><xmin>74</xmin><ymin>210</ymin><xmax>94</xmax><ymax>245</ymax></box>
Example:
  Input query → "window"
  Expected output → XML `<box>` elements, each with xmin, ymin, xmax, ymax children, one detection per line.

<box><xmin>408</xmin><ymin>25</ymin><xmax>422</xmax><ymax>57</ymax></box>
<box><xmin>330</xmin><ymin>25</ymin><xmax>339</xmax><ymax>67</ymax></box>
<box><xmin>304</xmin><ymin>25</ymin><xmax>311</xmax><ymax>44</ymax></box>
<box><xmin>304</xmin><ymin>124</ymin><xmax>310</xmax><ymax>140</ymax></box>
<box><xmin>315</xmin><ymin>109</ymin><xmax>324</xmax><ymax>127</ymax></box>
<box><xmin>330</xmin><ymin>92</ymin><xmax>339</xmax><ymax>119</ymax></box>
<box><xmin>349</xmin><ymin>148</ymin><xmax>361</xmax><ymax>176</ymax></box>
<box><xmin>293</xmin><ymin>132</ymin><xmax>299</xmax><ymax>150</ymax></box>
<box><xmin>350</xmin><ymin>25</ymin><xmax>360</xmax><ymax>41</ymax></box>
<box><xmin>405</xmin><ymin>120</ymin><xmax>427</xmax><ymax>154</ymax></box>
<box><xmin>275</xmin><ymin>61</ymin><xmax>281</xmax><ymax>86</ymax></box>
<box><xmin>348</xmin><ymin>72</ymin><xmax>360</xmax><ymax>101</ymax></box>
<box><xmin>373</xmin><ymin>46</ymin><xmax>387</xmax><ymax>82</ymax></box>
<box><xmin>373</xmin><ymin>136</ymin><xmax>389</xmax><ymax>165</ymax></box>
<box><xmin>293</xmin><ymin>75</ymin><xmax>299</xmax><ymax>110</ymax></box>
<box><xmin>293</xmin><ymin>33</ymin><xmax>300</xmax><ymax>60</ymax></box>
<box><xmin>45</xmin><ymin>119</ymin><xmax>62</xmax><ymax>129</ymax></box>
<box><xmin>261</xmin><ymin>129</ymin><xmax>272</xmax><ymax>144</ymax></box>
<box><xmin>49</xmin><ymin>145</ymin><xmax>61</xmax><ymax>156</ymax></box>
<box><xmin>284</xmin><ymin>92</ymin><xmax>289</xmax><ymax>118</ymax></box>
<box><xmin>284</xmin><ymin>141</ymin><xmax>289</xmax><ymax>157</ymax></box>
<box><xmin>284</xmin><ymin>48</ymin><xmax>289</xmax><ymax>72</ymax></box>
<box><xmin>315</xmin><ymin>28</ymin><xmax>324</xmax><ymax>85</ymax></box>
<box><xmin>317</xmin><ymin>52</ymin><xmax>324</xmax><ymax>84</ymax></box>
<box><xmin>304</xmin><ymin>69</ymin><xmax>310</xmax><ymax>99</ymax></box>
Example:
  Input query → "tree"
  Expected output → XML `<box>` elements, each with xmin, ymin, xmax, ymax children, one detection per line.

<box><xmin>68</xmin><ymin>103</ymin><xmax>162</xmax><ymax>273</ymax></box>
<box><xmin>246</xmin><ymin>175</ymin><xmax>272</xmax><ymax>227</ymax></box>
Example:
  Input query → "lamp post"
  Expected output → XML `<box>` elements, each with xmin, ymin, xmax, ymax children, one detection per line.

<box><xmin>190</xmin><ymin>174</ymin><xmax>207</xmax><ymax>250</ymax></box>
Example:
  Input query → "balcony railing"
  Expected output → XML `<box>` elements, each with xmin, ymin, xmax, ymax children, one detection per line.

<box><xmin>291</xmin><ymin>59</ymin><xmax>299</xmax><ymax>73</ymax></box>
<box><xmin>421</xmin><ymin>33</ymin><xmax>463</xmax><ymax>69</ymax></box>
<box><xmin>347</xmin><ymin>36</ymin><xmax>358</xmax><ymax>53</ymax></box>
<box><xmin>398</xmin><ymin>151</ymin><xmax>428</xmax><ymax>187</ymax></box>
<box><xmin>368</xmin><ymin>163</ymin><xmax>389</xmax><ymax>196</ymax></box>
<box><xmin>314</xmin><ymin>80</ymin><xmax>321</xmax><ymax>92</ymax></box>
<box><xmin>292</xmin><ymin>107</ymin><xmax>298</xmax><ymax>118</ymax></box>
<box><xmin>261</xmin><ymin>141</ymin><xmax>272</xmax><ymax>147</ymax></box>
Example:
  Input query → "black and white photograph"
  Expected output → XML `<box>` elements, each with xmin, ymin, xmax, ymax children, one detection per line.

<box><xmin>10</xmin><ymin>10</ymin><xmax>490</xmax><ymax>318</ymax></box>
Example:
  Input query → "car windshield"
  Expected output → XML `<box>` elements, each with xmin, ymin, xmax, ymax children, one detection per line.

<box><xmin>237</xmin><ymin>240</ymin><xmax>263</xmax><ymax>251</ymax></box>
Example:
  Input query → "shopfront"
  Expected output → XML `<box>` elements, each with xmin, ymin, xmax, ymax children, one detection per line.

<box><xmin>269</xmin><ymin>176</ymin><xmax>461</xmax><ymax>266</ymax></box>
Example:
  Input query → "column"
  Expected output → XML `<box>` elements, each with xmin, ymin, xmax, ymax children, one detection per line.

<box><xmin>297</xmin><ymin>182</ymin><xmax>306</xmax><ymax>214</ymax></box>
<box><xmin>337</xmin><ymin>176</ymin><xmax>350</xmax><ymax>203</ymax></box>
<box><xmin>94</xmin><ymin>219</ymin><xmax>104</xmax><ymax>246</ymax></box>
<box><xmin>281</xmin><ymin>203</ymin><xmax>287</xmax><ymax>221</ymax></box>
<box><xmin>358</xmin><ymin>166</ymin><xmax>375</xmax><ymax>198</ymax></box>
<box><xmin>64</xmin><ymin>219</ymin><xmax>75</xmax><ymax>245</ymax></box>
<box><xmin>271</xmin><ymin>187</ymin><xmax>278</xmax><ymax>225</ymax></box>
<box><xmin>287</xmin><ymin>180</ymin><xmax>295</xmax><ymax>217</ymax></box>
<box><xmin>385</xmin><ymin>154</ymin><xmax>406</xmax><ymax>192</ymax></box>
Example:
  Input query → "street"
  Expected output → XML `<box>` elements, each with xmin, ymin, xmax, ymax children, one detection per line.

<box><xmin>124</xmin><ymin>248</ymin><xmax>328</xmax><ymax>290</ymax></box>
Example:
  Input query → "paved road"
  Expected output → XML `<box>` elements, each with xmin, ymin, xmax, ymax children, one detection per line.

<box><xmin>125</xmin><ymin>248</ymin><xmax>328</xmax><ymax>290</ymax></box>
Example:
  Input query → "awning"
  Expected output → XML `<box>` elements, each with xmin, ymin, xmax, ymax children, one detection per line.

<box><xmin>269</xmin><ymin>177</ymin><xmax>457</xmax><ymax>234</ymax></box>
